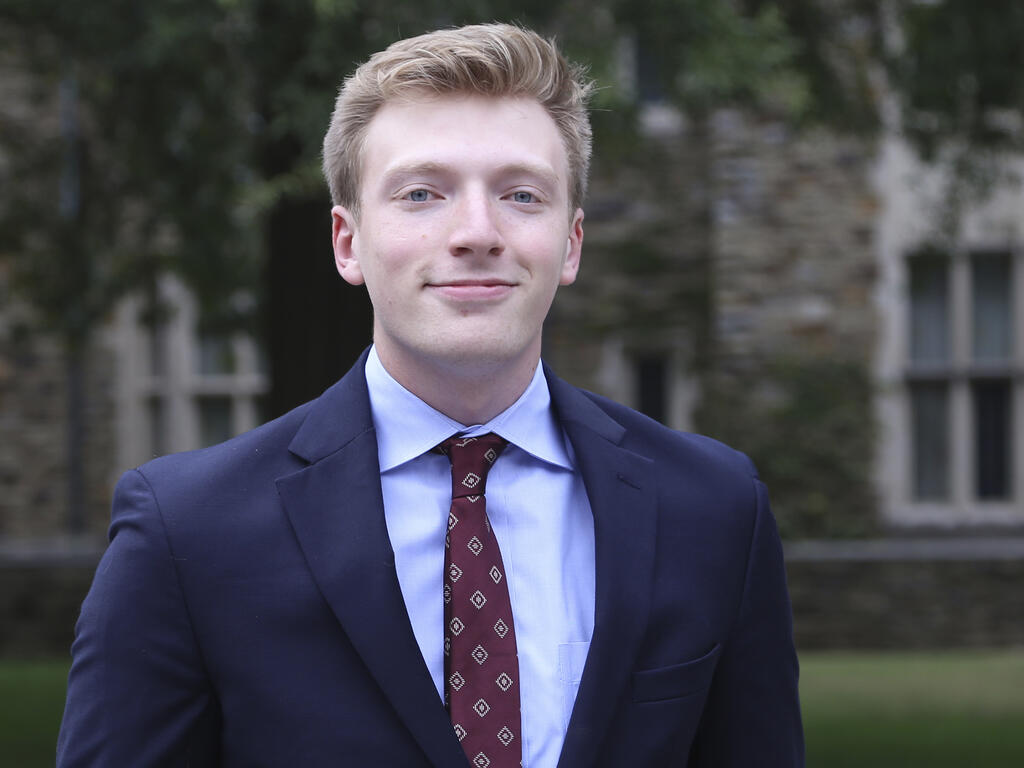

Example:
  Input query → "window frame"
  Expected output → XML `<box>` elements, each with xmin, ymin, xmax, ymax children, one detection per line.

<box><xmin>112</xmin><ymin>276</ymin><xmax>269</xmax><ymax>470</ymax></box>
<box><xmin>899</xmin><ymin>245</ymin><xmax>1022</xmax><ymax>522</ymax></box>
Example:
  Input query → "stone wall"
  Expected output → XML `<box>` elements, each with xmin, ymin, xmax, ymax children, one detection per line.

<box><xmin>710</xmin><ymin>110</ymin><xmax>878</xmax><ymax>371</ymax></box>
<box><xmin>0</xmin><ymin>293</ymin><xmax>115</xmax><ymax>540</ymax></box>
<box><xmin>787</xmin><ymin>539</ymin><xmax>1024</xmax><ymax>650</ymax></box>
<box><xmin>547</xmin><ymin>108</ymin><xmax>879</xmax><ymax>388</ymax></box>
<box><xmin>0</xmin><ymin>546</ymin><xmax>100</xmax><ymax>658</ymax></box>
<box><xmin>546</xmin><ymin>115</ymin><xmax>711</xmax><ymax>399</ymax></box>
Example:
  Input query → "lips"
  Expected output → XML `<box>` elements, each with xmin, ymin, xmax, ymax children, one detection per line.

<box><xmin>428</xmin><ymin>280</ymin><xmax>515</xmax><ymax>300</ymax></box>
<box><xmin>428</xmin><ymin>278</ymin><xmax>516</xmax><ymax>299</ymax></box>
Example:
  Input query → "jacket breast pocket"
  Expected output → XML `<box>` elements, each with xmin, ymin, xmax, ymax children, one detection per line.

<box><xmin>631</xmin><ymin>643</ymin><xmax>722</xmax><ymax>703</ymax></box>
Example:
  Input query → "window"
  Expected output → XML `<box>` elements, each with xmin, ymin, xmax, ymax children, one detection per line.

<box><xmin>146</xmin><ymin>395</ymin><xmax>167</xmax><ymax>458</ymax></box>
<box><xmin>114</xmin><ymin>277</ymin><xmax>269</xmax><ymax>467</ymax></box>
<box><xmin>909</xmin><ymin>252</ymin><xmax>949</xmax><ymax>364</ymax></box>
<box><xmin>906</xmin><ymin>249</ymin><xmax>1016</xmax><ymax>506</ymax></box>
<box><xmin>972</xmin><ymin>378</ymin><xmax>1011</xmax><ymax>498</ymax></box>
<box><xmin>197</xmin><ymin>333</ymin><xmax>236</xmax><ymax>376</ymax></box>
<box><xmin>909</xmin><ymin>380</ymin><xmax>949</xmax><ymax>500</ymax></box>
<box><xmin>634</xmin><ymin>354</ymin><xmax>668</xmax><ymax>424</ymax></box>
<box><xmin>197</xmin><ymin>396</ymin><xmax>234</xmax><ymax>448</ymax></box>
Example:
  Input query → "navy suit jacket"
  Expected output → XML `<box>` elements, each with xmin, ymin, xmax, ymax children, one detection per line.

<box><xmin>59</xmin><ymin>352</ymin><xmax>803</xmax><ymax>766</ymax></box>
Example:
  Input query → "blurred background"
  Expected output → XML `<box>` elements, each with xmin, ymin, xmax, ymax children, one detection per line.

<box><xmin>1</xmin><ymin>0</ymin><xmax>1023</xmax><ymax>765</ymax></box>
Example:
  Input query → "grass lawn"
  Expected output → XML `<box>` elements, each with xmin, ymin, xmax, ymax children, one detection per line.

<box><xmin>0</xmin><ymin>659</ymin><xmax>69</xmax><ymax>768</ymax></box>
<box><xmin>801</xmin><ymin>649</ymin><xmax>1024</xmax><ymax>767</ymax></box>
<box><xmin>2</xmin><ymin>651</ymin><xmax>1022</xmax><ymax>766</ymax></box>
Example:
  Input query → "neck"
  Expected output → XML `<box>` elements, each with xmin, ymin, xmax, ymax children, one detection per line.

<box><xmin>375</xmin><ymin>343</ymin><xmax>540</xmax><ymax>426</ymax></box>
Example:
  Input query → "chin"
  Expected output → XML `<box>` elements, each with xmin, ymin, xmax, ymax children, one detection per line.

<box><xmin>419</xmin><ymin>332</ymin><xmax>536</xmax><ymax>374</ymax></box>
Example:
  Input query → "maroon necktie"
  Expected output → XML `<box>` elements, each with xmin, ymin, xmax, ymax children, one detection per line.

<box><xmin>438</xmin><ymin>434</ymin><xmax>521</xmax><ymax>768</ymax></box>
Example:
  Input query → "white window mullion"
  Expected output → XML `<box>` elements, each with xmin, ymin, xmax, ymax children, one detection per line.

<box><xmin>950</xmin><ymin>251</ymin><xmax>972</xmax><ymax>509</ymax></box>
<box><xmin>951</xmin><ymin>251</ymin><xmax>971</xmax><ymax>365</ymax></box>
<box><xmin>166</xmin><ymin>281</ymin><xmax>198</xmax><ymax>453</ymax></box>
<box><xmin>950</xmin><ymin>379</ymin><xmax>971</xmax><ymax>510</ymax></box>
<box><xmin>1015</xmin><ymin>249</ymin><xmax>1024</xmax><ymax>508</ymax></box>
<box><xmin>235</xmin><ymin>396</ymin><xmax>259</xmax><ymax>434</ymax></box>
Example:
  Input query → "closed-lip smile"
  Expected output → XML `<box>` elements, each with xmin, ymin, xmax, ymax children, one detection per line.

<box><xmin>428</xmin><ymin>279</ymin><xmax>516</xmax><ymax>300</ymax></box>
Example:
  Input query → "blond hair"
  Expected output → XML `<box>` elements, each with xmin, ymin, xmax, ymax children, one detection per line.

<box><xmin>322</xmin><ymin>23</ymin><xmax>593</xmax><ymax>214</ymax></box>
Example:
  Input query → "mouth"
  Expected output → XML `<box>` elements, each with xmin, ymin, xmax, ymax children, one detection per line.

<box><xmin>427</xmin><ymin>279</ymin><xmax>516</xmax><ymax>300</ymax></box>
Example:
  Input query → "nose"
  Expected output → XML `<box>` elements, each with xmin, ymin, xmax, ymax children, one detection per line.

<box><xmin>448</xmin><ymin>189</ymin><xmax>504</xmax><ymax>257</ymax></box>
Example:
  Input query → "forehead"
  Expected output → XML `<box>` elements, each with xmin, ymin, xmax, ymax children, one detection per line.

<box><xmin>359</xmin><ymin>94</ymin><xmax>570</xmax><ymax>195</ymax></box>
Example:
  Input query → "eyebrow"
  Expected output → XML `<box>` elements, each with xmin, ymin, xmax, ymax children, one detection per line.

<box><xmin>380</xmin><ymin>161</ymin><xmax>449</xmax><ymax>184</ymax></box>
<box><xmin>380</xmin><ymin>160</ymin><xmax>561</xmax><ymax>191</ymax></box>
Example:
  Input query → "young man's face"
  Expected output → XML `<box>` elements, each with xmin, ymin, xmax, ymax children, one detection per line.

<box><xmin>331</xmin><ymin>94</ymin><xmax>583</xmax><ymax>379</ymax></box>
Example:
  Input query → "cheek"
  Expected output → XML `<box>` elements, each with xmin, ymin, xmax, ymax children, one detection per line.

<box><xmin>361</xmin><ymin>230</ymin><xmax>414</xmax><ymax>279</ymax></box>
<box><xmin>519</xmin><ymin>231</ymin><xmax>571</xmax><ymax>276</ymax></box>
<box><xmin>377</xmin><ymin>219</ymin><xmax>436</xmax><ymax>259</ymax></box>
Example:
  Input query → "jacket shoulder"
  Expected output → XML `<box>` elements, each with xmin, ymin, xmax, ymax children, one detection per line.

<box><xmin>136</xmin><ymin>398</ymin><xmax>315</xmax><ymax>488</ymax></box>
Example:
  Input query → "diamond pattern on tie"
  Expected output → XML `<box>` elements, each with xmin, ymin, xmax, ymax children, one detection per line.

<box><xmin>473</xmin><ymin>698</ymin><xmax>491</xmax><ymax>717</ymax></box>
<box><xmin>471</xmin><ymin>645</ymin><xmax>488</xmax><ymax>665</ymax></box>
<box><xmin>438</xmin><ymin>433</ymin><xmax>521</xmax><ymax>768</ymax></box>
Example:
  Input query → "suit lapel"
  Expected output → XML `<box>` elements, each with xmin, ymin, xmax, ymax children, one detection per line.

<box><xmin>546</xmin><ymin>371</ymin><xmax>658</xmax><ymax>768</ymax></box>
<box><xmin>276</xmin><ymin>355</ymin><xmax>466</xmax><ymax>768</ymax></box>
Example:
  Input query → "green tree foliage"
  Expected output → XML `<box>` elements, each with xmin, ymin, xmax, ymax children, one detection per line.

<box><xmin>0</xmin><ymin>0</ymin><xmax>822</xmax><ymax>347</ymax></box>
<box><xmin>0</xmin><ymin>0</ymin><xmax>258</xmax><ymax>339</ymax></box>
<box><xmin>695</xmin><ymin>360</ymin><xmax>878</xmax><ymax>538</ymax></box>
<box><xmin>5</xmin><ymin>0</ymin><xmax>1020</xmax><ymax>364</ymax></box>
<box><xmin>0</xmin><ymin>0</ymin><xmax>881</xmax><ymax>537</ymax></box>
<box><xmin>893</xmin><ymin>0</ymin><xmax>1024</xmax><ymax>158</ymax></box>
<box><xmin>883</xmin><ymin>0</ymin><xmax>1024</xmax><ymax>236</ymax></box>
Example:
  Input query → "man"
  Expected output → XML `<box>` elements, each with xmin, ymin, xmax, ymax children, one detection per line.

<box><xmin>59</xmin><ymin>23</ymin><xmax>803</xmax><ymax>767</ymax></box>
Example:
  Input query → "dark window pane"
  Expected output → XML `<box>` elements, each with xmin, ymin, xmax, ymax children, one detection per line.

<box><xmin>971</xmin><ymin>251</ymin><xmax>1013</xmax><ymax>362</ymax></box>
<box><xmin>147</xmin><ymin>323</ymin><xmax>168</xmax><ymax>378</ymax></box>
<box><xmin>910</xmin><ymin>382</ymin><xmax>949</xmax><ymax>500</ymax></box>
<box><xmin>635</xmin><ymin>356</ymin><xmax>667</xmax><ymax>424</ymax></box>
<box><xmin>635</xmin><ymin>38</ymin><xmax>664</xmax><ymax>103</ymax></box>
<box><xmin>198</xmin><ymin>396</ymin><xmax>233</xmax><ymax>447</ymax></box>
<box><xmin>973</xmin><ymin>379</ymin><xmax>1012</xmax><ymax>499</ymax></box>
<box><xmin>255</xmin><ymin>394</ymin><xmax>272</xmax><ymax>427</ymax></box>
<box><xmin>909</xmin><ymin>255</ymin><xmax>950</xmax><ymax>363</ymax></box>
<box><xmin>147</xmin><ymin>396</ymin><xmax>166</xmax><ymax>457</ymax></box>
<box><xmin>197</xmin><ymin>334</ymin><xmax>235</xmax><ymax>375</ymax></box>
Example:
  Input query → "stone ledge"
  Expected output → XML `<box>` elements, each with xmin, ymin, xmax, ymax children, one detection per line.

<box><xmin>0</xmin><ymin>537</ymin><xmax>105</xmax><ymax>568</ymax></box>
<box><xmin>784</xmin><ymin>537</ymin><xmax>1024</xmax><ymax>562</ymax></box>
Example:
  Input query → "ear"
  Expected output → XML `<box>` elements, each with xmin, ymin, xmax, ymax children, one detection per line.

<box><xmin>559</xmin><ymin>208</ymin><xmax>584</xmax><ymax>286</ymax></box>
<box><xmin>332</xmin><ymin>205</ymin><xmax>364</xmax><ymax>286</ymax></box>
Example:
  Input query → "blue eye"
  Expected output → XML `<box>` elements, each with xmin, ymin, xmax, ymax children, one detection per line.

<box><xmin>407</xmin><ymin>189</ymin><xmax>430</xmax><ymax>202</ymax></box>
<box><xmin>512</xmin><ymin>191</ymin><xmax>535</xmax><ymax>203</ymax></box>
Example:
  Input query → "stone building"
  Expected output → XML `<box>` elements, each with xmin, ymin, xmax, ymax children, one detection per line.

<box><xmin>557</xmin><ymin>107</ymin><xmax>1024</xmax><ymax>537</ymax></box>
<box><xmin>3</xmin><ymin>106</ymin><xmax>1024</xmax><ymax>546</ymax></box>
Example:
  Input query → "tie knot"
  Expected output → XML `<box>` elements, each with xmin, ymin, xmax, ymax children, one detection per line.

<box><xmin>437</xmin><ymin>433</ymin><xmax>508</xmax><ymax>499</ymax></box>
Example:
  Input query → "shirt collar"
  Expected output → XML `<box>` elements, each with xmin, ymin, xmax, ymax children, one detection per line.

<box><xmin>364</xmin><ymin>345</ymin><xmax>574</xmax><ymax>473</ymax></box>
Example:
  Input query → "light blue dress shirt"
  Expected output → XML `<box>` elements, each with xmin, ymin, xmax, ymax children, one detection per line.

<box><xmin>364</xmin><ymin>347</ymin><xmax>595</xmax><ymax>768</ymax></box>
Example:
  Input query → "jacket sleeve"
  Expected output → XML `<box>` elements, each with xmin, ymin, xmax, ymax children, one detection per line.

<box><xmin>688</xmin><ymin>477</ymin><xmax>805</xmax><ymax>767</ymax></box>
<box><xmin>57</xmin><ymin>469</ymin><xmax>220</xmax><ymax>767</ymax></box>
